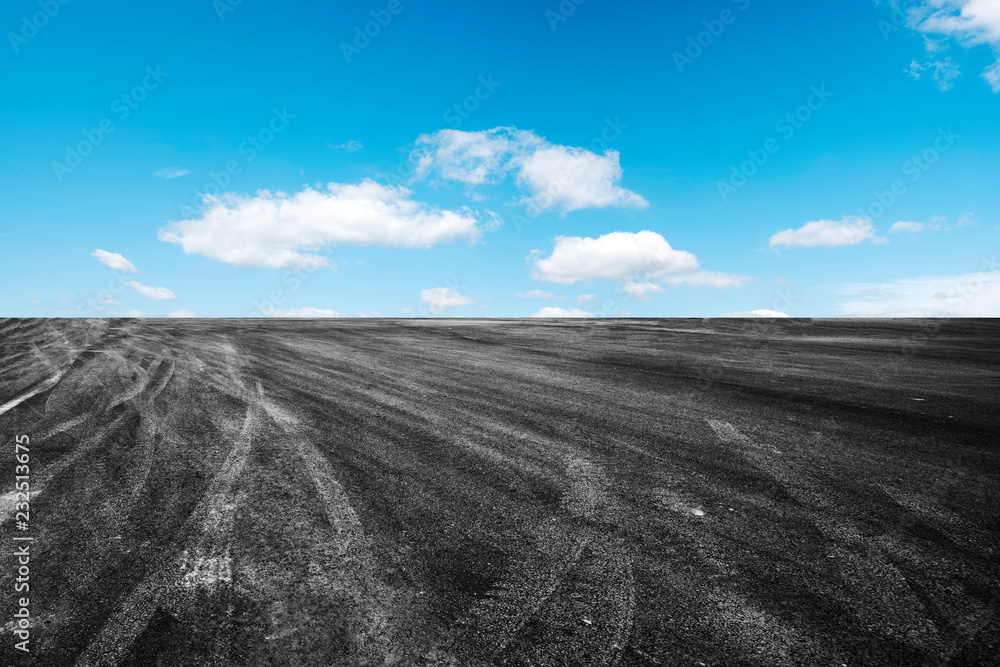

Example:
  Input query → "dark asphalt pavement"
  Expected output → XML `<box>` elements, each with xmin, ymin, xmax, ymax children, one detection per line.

<box><xmin>1</xmin><ymin>318</ymin><xmax>998</xmax><ymax>666</ymax></box>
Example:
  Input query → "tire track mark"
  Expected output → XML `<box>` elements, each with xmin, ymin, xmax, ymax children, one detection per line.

<box><xmin>179</xmin><ymin>386</ymin><xmax>257</xmax><ymax>589</ymax></box>
<box><xmin>254</xmin><ymin>385</ymin><xmax>452</xmax><ymax>665</ymax></box>
<box><xmin>0</xmin><ymin>373</ymin><xmax>62</xmax><ymax>417</ymax></box>
<box><xmin>460</xmin><ymin>447</ymin><xmax>636</xmax><ymax>665</ymax></box>
<box><xmin>74</xmin><ymin>398</ymin><xmax>258</xmax><ymax>667</ymax></box>
<box><xmin>481</xmin><ymin>536</ymin><xmax>591</xmax><ymax>656</ymax></box>
<box><xmin>0</xmin><ymin>409</ymin><xmax>131</xmax><ymax>525</ymax></box>
<box><xmin>603</xmin><ymin>549</ymin><xmax>637</xmax><ymax>667</ymax></box>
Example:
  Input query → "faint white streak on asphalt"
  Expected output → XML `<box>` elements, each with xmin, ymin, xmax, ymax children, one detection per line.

<box><xmin>0</xmin><ymin>374</ymin><xmax>62</xmax><ymax>416</ymax></box>
<box><xmin>706</xmin><ymin>418</ymin><xmax>781</xmax><ymax>454</ymax></box>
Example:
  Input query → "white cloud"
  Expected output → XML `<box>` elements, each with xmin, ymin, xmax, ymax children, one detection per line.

<box><xmin>898</xmin><ymin>0</ymin><xmax>1000</xmax><ymax>91</ymax></box>
<box><xmin>413</xmin><ymin>128</ymin><xmax>525</xmax><ymax>185</ymax></box>
<box><xmin>515</xmin><ymin>289</ymin><xmax>564</xmax><ymax>301</ymax></box>
<box><xmin>720</xmin><ymin>310</ymin><xmax>791</xmax><ymax>318</ymax></box>
<box><xmin>401</xmin><ymin>307</ymin><xmax>418</xmax><ymax>314</ymax></box>
<box><xmin>905</xmin><ymin>57</ymin><xmax>962</xmax><ymax>89</ymax></box>
<box><xmin>984</xmin><ymin>58</ymin><xmax>1000</xmax><ymax>90</ymax></box>
<box><xmin>155</xmin><ymin>167</ymin><xmax>190</xmax><ymax>179</ymax></box>
<box><xmin>420</xmin><ymin>287</ymin><xmax>474</xmax><ymax>314</ymax></box>
<box><xmin>531</xmin><ymin>231</ymin><xmax>697</xmax><ymax>285</ymax></box>
<box><xmin>266</xmin><ymin>307</ymin><xmax>346</xmax><ymax>318</ymax></box>
<box><xmin>529</xmin><ymin>231</ymin><xmax>747</xmax><ymax>292</ymax></box>
<box><xmin>913</xmin><ymin>0</ymin><xmax>1000</xmax><ymax>44</ymax></box>
<box><xmin>168</xmin><ymin>310</ymin><xmax>197</xmax><ymax>318</ymax></box>
<box><xmin>621</xmin><ymin>282</ymin><xmax>664</xmax><ymax>301</ymax></box>
<box><xmin>770</xmin><ymin>216</ymin><xmax>882</xmax><ymax>248</ymax></box>
<box><xmin>327</xmin><ymin>140</ymin><xmax>363</xmax><ymax>152</ymax></box>
<box><xmin>577</xmin><ymin>294</ymin><xmax>597</xmax><ymax>303</ymax></box>
<box><xmin>890</xmin><ymin>221</ymin><xmax>929</xmax><ymax>233</ymax></box>
<box><xmin>483</xmin><ymin>209</ymin><xmax>504</xmax><ymax>231</ymax></box>
<box><xmin>530</xmin><ymin>307</ymin><xmax>593</xmax><ymax>318</ymax></box>
<box><xmin>829</xmin><ymin>265</ymin><xmax>1000</xmax><ymax>316</ymax></box>
<box><xmin>97</xmin><ymin>294</ymin><xmax>122</xmax><ymax>306</ymax></box>
<box><xmin>29</xmin><ymin>299</ymin><xmax>42</xmax><ymax>306</ymax></box>
<box><xmin>159</xmin><ymin>180</ymin><xmax>483</xmax><ymax>268</ymax></box>
<box><xmin>515</xmin><ymin>144</ymin><xmax>649</xmax><ymax>213</ymax></box>
<box><xmin>413</xmin><ymin>127</ymin><xmax>647</xmax><ymax>214</ymax></box>
<box><xmin>891</xmin><ymin>214</ymin><xmax>971</xmax><ymax>233</ymax></box>
<box><xmin>126</xmin><ymin>281</ymin><xmax>176</xmax><ymax>301</ymax></box>
<box><xmin>92</xmin><ymin>249</ymin><xmax>139</xmax><ymax>273</ymax></box>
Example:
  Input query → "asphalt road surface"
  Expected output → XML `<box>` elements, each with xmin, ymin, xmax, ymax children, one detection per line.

<box><xmin>1</xmin><ymin>318</ymin><xmax>998</xmax><ymax>666</ymax></box>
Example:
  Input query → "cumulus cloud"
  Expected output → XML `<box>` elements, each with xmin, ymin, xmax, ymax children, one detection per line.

<box><xmin>155</xmin><ymin>167</ymin><xmax>190</xmax><ymax>179</ymax></box>
<box><xmin>413</xmin><ymin>128</ymin><xmax>525</xmax><ymax>185</ymax></box>
<box><xmin>529</xmin><ymin>231</ymin><xmax>747</xmax><ymax>291</ymax></box>
<box><xmin>515</xmin><ymin>289</ymin><xmax>564</xmax><ymax>301</ymax></box>
<box><xmin>912</xmin><ymin>0</ymin><xmax>1000</xmax><ymax>45</ymax></box>
<box><xmin>720</xmin><ymin>310</ymin><xmax>791</xmax><ymax>318</ymax></box>
<box><xmin>420</xmin><ymin>287</ymin><xmax>474</xmax><ymax>314</ymax></box>
<box><xmin>126</xmin><ymin>281</ymin><xmax>176</xmax><ymax>301</ymax></box>
<box><xmin>168</xmin><ymin>310</ymin><xmax>197</xmax><ymax>318</ymax></box>
<box><xmin>158</xmin><ymin>179</ymin><xmax>483</xmax><ymax>268</ymax></box>
<box><xmin>530</xmin><ymin>307</ymin><xmax>594</xmax><ymax>318</ymax></box>
<box><xmin>829</xmin><ymin>264</ymin><xmax>1000</xmax><ymax>316</ymax></box>
<box><xmin>770</xmin><ymin>216</ymin><xmax>882</xmax><ymax>248</ymax></box>
<box><xmin>531</xmin><ymin>231</ymin><xmax>697</xmax><ymax>285</ymax></box>
<box><xmin>577</xmin><ymin>294</ymin><xmax>597</xmax><ymax>303</ymax></box>
<box><xmin>92</xmin><ymin>249</ymin><xmax>139</xmax><ymax>273</ymax></box>
<box><xmin>515</xmin><ymin>144</ymin><xmax>649</xmax><ymax>213</ymax></box>
<box><xmin>895</xmin><ymin>0</ymin><xmax>1000</xmax><ymax>91</ymax></box>
<box><xmin>413</xmin><ymin>127</ymin><xmax>647</xmax><ymax>214</ymax></box>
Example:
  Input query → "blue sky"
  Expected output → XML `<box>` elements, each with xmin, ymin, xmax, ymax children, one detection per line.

<box><xmin>1</xmin><ymin>0</ymin><xmax>998</xmax><ymax>318</ymax></box>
